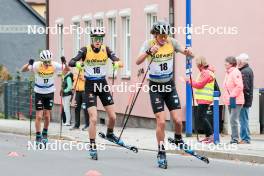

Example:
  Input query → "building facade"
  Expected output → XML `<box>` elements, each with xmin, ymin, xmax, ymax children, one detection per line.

<box><xmin>0</xmin><ymin>0</ymin><xmax>46</xmax><ymax>75</ymax></box>
<box><xmin>48</xmin><ymin>0</ymin><xmax>264</xmax><ymax>130</ymax></box>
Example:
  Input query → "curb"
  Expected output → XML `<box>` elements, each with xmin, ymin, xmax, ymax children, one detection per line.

<box><xmin>1</xmin><ymin>128</ymin><xmax>264</xmax><ymax>164</ymax></box>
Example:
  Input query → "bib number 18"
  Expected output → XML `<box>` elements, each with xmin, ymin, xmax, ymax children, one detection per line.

<box><xmin>159</xmin><ymin>63</ymin><xmax>168</xmax><ymax>71</ymax></box>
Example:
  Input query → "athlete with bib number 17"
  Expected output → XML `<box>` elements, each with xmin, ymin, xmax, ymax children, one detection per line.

<box><xmin>136</xmin><ymin>20</ymin><xmax>194</xmax><ymax>169</ymax></box>
<box><xmin>21</xmin><ymin>50</ymin><xmax>68</xmax><ymax>148</ymax></box>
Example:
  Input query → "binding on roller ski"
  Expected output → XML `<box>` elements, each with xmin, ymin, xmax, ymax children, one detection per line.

<box><xmin>98</xmin><ymin>68</ymin><xmax>144</xmax><ymax>153</ymax></box>
<box><xmin>168</xmin><ymin>137</ymin><xmax>210</xmax><ymax>164</ymax></box>
<box><xmin>98</xmin><ymin>132</ymin><xmax>138</xmax><ymax>153</ymax></box>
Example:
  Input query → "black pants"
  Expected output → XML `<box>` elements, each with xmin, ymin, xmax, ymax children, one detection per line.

<box><xmin>74</xmin><ymin>91</ymin><xmax>89</xmax><ymax>128</ymax></box>
<box><xmin>197</xmin><ymin>104</ymin><xmax>213</xmax><ymax>137</ymax></box>
<box><xmin>61</xmin><ymin>107</ymin><xmax>66</xmax><ymax>124</ymax></box>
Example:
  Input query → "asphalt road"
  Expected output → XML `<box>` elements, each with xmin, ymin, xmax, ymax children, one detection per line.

<box><xmin>0</xmin><ymin>133</ymin><xmax>263</xmax><ymax>176</ymax></box>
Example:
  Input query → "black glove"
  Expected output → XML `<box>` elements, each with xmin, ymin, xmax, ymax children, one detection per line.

<box><xmin>61</xmin><ymin>56</ymin><xmax>66</xmax><ymax>64</ymax></box>
<box><xmin>145</xmin><ymin>48</ymin><xmax>152</xmax><ymax>56</ymax></box>
<box><xmin>28</xmin><ymin>59</ymin><xmax>34</xmax><ymax>65</ymax></box>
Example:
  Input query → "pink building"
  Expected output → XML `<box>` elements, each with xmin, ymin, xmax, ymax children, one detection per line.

<box><xmin>48</xmin><ymin>0</ymin><xmax>264</xmax><ymax>130</ymax></box>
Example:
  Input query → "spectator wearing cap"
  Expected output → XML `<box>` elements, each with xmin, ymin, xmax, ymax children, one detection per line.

<box><xmin>237</xmin><ymin>53</ymin><xmax>254</xmax><ymax>144</ymax></box>
<box><xmin>223</xmin><ymin>56</ymin><xmax>244</xmax><ymax>144</ymax></box>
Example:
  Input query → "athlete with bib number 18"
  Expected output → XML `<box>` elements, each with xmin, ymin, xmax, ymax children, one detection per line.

<box><xmin>136</xmin><ymin>20</ymin><xmax>194</xmax><ymax>169</ymax></box>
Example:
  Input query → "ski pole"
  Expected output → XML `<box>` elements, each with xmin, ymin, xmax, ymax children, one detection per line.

<box><xmin>59</xmin><ymin>56</ymin><xmax>65</xmax><ymax>139</ymax></box>
<box><xmin>188</xmin><ymin>57</ymin><xmax>199</xmax><ymax>142</ymax></box>
<box><xmin>29</xmin><ymin>66</ymin><xmax>34</xmax><ymax>140</ymax></box>
<box><xmin>70</xmin><ymin>69</ymin><xmax>81</xmax><ymax>104</ymax></box>
<box><xmin>118</xmin><ymin>59</ymin><xmax>153</xmax><ymax>141</ymax></box>
<box><xmin>112</xmin><ymin>62</ymin><xmax>115</xmax><ymax>97</ymax></box>
<box><xmin>121</xmin><ymin>68</ymin><xmax>144</xmax><ymax>126</ymax></box>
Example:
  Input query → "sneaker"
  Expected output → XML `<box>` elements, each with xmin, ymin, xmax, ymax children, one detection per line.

<box><xmin>70</xmin><ymin>126</ymin><xmax>79</xmax><ymax>131</ymax></box>
<box><xmin>201</xmin><ymin>135</ymin><xmax>214</xmax><ymax>144</ymax></box>
<box><xmin>239</xmin><ymin>140</ymin><xmax>251</xmax><ymax>144</ymax></box>
<box><xmin>63</xmin><ymin>123</ymin><xmax>71</xmax><ymax>126</ymax></box>
<box><xmin>106</xmin><ymin>133</ymin><xmax>124</xmax><ymax>145</ymax></box>
<box><xmin>82</xmin><ymin>126</ymin><xmax>89</xmax><ymax>131</ymax></box>
<box><xmin>230</xmin><ymin>139</ymin><xmax>239</xmax><ymax>144</ymax></box>
<box><xmin>200</xmin><ymin>137</ymin><xmax>210</xmax><ymax>143</ymax></box>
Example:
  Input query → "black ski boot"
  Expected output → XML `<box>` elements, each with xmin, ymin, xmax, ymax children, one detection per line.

<box><xmin>157</xmin><ymin>151</ymin><xmax>167</xmax><ymax>169</ymax></box>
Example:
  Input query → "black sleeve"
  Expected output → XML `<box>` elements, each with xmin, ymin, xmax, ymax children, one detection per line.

<box><xmin>242</xmin><ymin>70</ymin><xmax>251</xmax><ymax>94</ymax></box>
<box><xmin>242</xmin><ymin>68</ymin><xmax>254</xmax><ymax>106</ymax></box>
<box><xmin>106</xmin><ymin>46</ymin><xmax>119</xmax><ymax>62</ymax></box>
<box><xmin>68</xmin><ymin>47</ymin><xmax>87</xmax><ymax>67</ymax></box>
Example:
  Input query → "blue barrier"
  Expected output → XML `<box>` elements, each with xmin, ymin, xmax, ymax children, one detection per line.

<box><xmin>213</xmin><ymin>91</ymin><xmax>220</xmax><ymax>144</ymax></box>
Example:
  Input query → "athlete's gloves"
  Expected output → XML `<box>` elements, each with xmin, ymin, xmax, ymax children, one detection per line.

<box><xmin>28</xmin><ymin>59</ymin><xmax>34</xmax><ymax>65</ymax></box>
<box><xmin>76</xmin><ymin>61</ymin><xmax>84</xmax><ymax>70</ymax></box>
<box><xmin>60</xmin><ymin>56</ymin><xmax>66</xmax><ymax>64</ymax></box>
<box><xmin>113</xmin><ymin>61</ymin><xmax>124</xmax><ymax>70</ymax></box>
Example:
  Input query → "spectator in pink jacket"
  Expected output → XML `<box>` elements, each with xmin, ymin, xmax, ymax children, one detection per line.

<box><xmin>185</xmin><ymin>56</ymin><xmax>215</xmax><ymax>143</ymax></box>
<box><xmin>223</xmin><ymin>56</ymin><xmax>244</xmax><ymax>144</ymax></box>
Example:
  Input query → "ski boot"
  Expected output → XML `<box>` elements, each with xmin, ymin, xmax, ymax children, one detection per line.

<box><xmin>174</xmin><ymin>137</ymin><xmax>187</xmax><ymax>150</ymax></box>
<box><xmin>42</xmin><ymin>132</ymin><xmax>48</xmax><ymax>148</ymax></box>
<box><xmin>157</xmin><ymin>151</ymin><xmax>167</xmax><ymax>169</ymax></box>
<box><xmin>89</xmin><ymin>149</ymin><xmax>98</xmax><ymax>160</ymax></box>
<box><xmin>35</xmin><ymin>134</ymin><xmax>43</xmax><ymax>149</ymax></box>
<box><xmin>106</xmin><ymin>133</ymin><xmax>124</xmax><ymax>146</ymax></box>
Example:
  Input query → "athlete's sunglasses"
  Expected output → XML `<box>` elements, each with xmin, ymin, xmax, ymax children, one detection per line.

<box><xmin>91</xmin><ymin>36</ymin><xmax>104</xmax><ymax>42</ymax></box>
<box><xmin>43</xmin><ymin>61</ymin><xmax>51</xmax><ymax>65</ymax></box>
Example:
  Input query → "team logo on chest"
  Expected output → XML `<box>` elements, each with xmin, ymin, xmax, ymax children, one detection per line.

<box><xmin>37</xmin><ymin>64</ymin><xmax>55</xmax><ymax>78</ymax></box>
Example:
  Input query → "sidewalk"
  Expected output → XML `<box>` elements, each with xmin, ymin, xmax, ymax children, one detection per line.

<box><xmin>0</xmin><ymin>119</ymin><xmax>264</xmax><ymax>164</ymax></box>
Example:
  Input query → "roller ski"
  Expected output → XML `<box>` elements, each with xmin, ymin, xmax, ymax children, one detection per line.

<box><xmin>89</xmin><ymin>149</ymin><xmax>98</xmax><ymax>160</ymax></box>
<box><xmin>168</xmin><ymin>137</ymin><xmax>210</xmax><ymax>164</ymax></box>
<box><xmin>98</xmin><ymin>132</ymin><xmax>138</xmax><ymax>153</ymax></box>
<box><xmin>157</xmin><ymin>151</ymin><xmax>168</xmax><ymax>169</ymax></box>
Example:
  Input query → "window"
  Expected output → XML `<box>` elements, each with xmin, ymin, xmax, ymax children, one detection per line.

<box><xmin>122</xmin><ymin>16</ymin><xmax>131</xmax><ymax>77</ymax></box>
<box><xmin>96</xmin><ymin>19</ymin><xmax>103</xmax><ymax>27</ymax></box>
<box><xmin>108</xmin><ymin>18</ymin><xmax>117</xmax><ymax>54</ymax></box>
<box><xmin>146</xmin><ymin>13</ymin><xmax>157</xmax><ymax>39</ymax></box>
<box><xmin>73</xmin><ymin>22</ymin><xmax>81</xmax><ymax>55</ymax></box>
<box><xmin>108</xmin><ymin>18</ymin><xmax>117</xmax><ymax>76</ymax></box>
<box><xmin>144</xmin><ymin>4</ymin><xmax>158</xmax><ymax>39</ymax></box>
<box><xmin>84</xmin><ymin>20</ymin><xmax>92</xmax><ymax>46</ymax></box>
<box><xmin>57</xmin><ymin>24</ymin><xmax>64</xmax><ymax>58</ymax></box>
<box><xmin>94</xmin><ymin>12</ymin><xmax>104</xmax><ymax>28</ymax></box>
